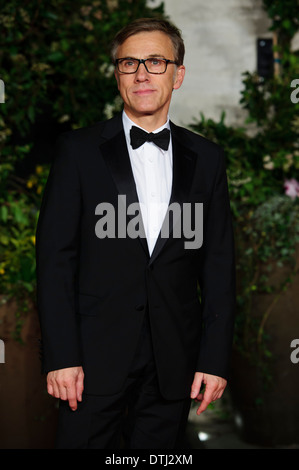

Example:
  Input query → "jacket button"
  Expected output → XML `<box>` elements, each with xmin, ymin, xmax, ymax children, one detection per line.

<box><xmin>135</xmin><ymin>304</ymin><xmax>145</xmax><ymax>311</ymax></box>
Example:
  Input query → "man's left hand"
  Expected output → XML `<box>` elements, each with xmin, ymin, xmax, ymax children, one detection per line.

<box><xmin>190</xmin><ymin>372</ymin><xmax>227</xmax><ymax>415</ymax></box>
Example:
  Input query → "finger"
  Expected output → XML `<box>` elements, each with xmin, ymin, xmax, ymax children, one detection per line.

<box><xmin>198</xmin><ymin>383</ymin><xmax>224</xmax><ymax>405</ymax></box>
<box><xmin>58</xmin><ymin>385</ymin><xmax>68</xmax><ymax>401</ymax></box>
<box><xmin>215</xmin><ymin>388</ymin><xmax>225</xmax><ymax>400</ymax></box>
<box><xmin>67</xmin><ymin>389</ymin><xmax>78</xmax><ymax>411</ymax></box>
<box><xmin>190</xmin><ymin>373</ymin><xmax>203</xmax><ymax>399</ymax></box>
<box><xmin>52</xmin><ymin>381</ymin><xmax>61</xmax><ymax>399</ymax></box>
<box><xmin>76</xmin><ymin>372</ymin><xmax>84</xmax><ymax>402</ymax></box>
<box><xmin>196</xmin><ymin>388</ymin><xmax>214</xmax><ymax>415</ymax></box>
<box><xmin>63</xmin><ymin>380</ymin><xmax>79</xmax><ymax>411</ymax></box>
<box><xmin>194</xmin><ymin>393</ymin><xmax>204</xmax><ymax>402</ymax></box>
<box><xmin>196</xmin><ymin>397</ymin><xmax>211</xmax><ymax>415</ymax></box>
<box><xmin>47</xmin><ymin>382</ymin><xmax>54</xmax><ymax>397</ymax></box>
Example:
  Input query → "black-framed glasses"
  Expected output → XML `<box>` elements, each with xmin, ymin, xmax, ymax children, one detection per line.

<box><xmin>115</xmin><ymin>57</ymin><xmax>178</xmax><ymax>74</ymax></box>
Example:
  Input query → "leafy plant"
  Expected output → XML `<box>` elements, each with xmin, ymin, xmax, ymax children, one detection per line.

<box><xmin>0</xmin><ymin>0</ymin><xmax>165</xmax><ymax>337</ymax></box>
<box><xmin>190</xmin><ymin>0</ymin><xmax>299</xmax><ymax>370</ymax></box>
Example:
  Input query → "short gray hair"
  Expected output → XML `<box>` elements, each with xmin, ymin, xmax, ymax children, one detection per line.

<box><xmin>111</xmin><ymin>17</ymin><xmax>185</xmax><ymax>66</ymax></box>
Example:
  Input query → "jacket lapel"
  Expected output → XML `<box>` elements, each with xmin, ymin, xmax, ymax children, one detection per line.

<box><xmin>149</xmin><ymin>122</ymin><xmax>198</xmax><ymax>265</ymax></box>
<box><xmin>99</xmin><ymin>115</ymin><xmax>198</xmax><ymax>263</ymax></box>
<box><xmin>99</xmin><ymin>114</ymin><xmax>149</xmax><ymax>256</ymax></box>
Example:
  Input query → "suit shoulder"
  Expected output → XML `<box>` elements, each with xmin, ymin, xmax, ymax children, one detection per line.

<box><xmin>56</xmin><ymin>120</ymin><xmax>106</xmax><ymax>146</ymax></box>
<box><xmin>171</xmin><ymin>121</ymin><xmax>223</xmax><ymax>156</ymax></box>
<box><xmin>55</xmin><ymin>113</ymin><xmax>122</xmax><ymax>147</ymax></box>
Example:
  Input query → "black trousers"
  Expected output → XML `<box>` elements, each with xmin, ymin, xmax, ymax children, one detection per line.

<box><xmin>55</xmin><ymin>315</ymin><xmax>191</xmax><ymax>449</ymax></box>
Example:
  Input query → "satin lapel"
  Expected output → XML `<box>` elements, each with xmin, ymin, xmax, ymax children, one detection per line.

<box><xmin>149</xmin><ymin>123</ymin><xmax>198</xmax><ymax>265</ymax></box>
<box><xmin>99</xmin><ymin>117</ymin><xmax>149</xmax><ymax>256</ymax></box>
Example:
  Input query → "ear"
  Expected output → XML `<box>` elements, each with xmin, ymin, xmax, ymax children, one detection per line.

<box><xmin>173</xmin><ymin>65</ymin><xmax>185</xmax><ymax>91</ymax></box>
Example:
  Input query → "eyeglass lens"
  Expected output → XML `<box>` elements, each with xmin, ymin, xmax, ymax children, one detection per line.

<box><xmin>117</xmin><ymin>58</ymin><xmax>168</xmax><ymax>74</ymax></box>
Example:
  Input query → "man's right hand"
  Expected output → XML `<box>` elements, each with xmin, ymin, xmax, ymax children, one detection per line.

<box><xmin>47</xmin><ymin>366</ymin><xmax>84</xmax><ymax>411</ymax></box>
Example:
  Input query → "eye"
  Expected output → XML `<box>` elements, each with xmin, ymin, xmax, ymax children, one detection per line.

<box><xmin>123</xmin><ymin>59</ymin><xmax>135</xmax><ymax>67</ymax></box>
<box><xmin>149</xmin><ymin>58</ymin><xmax>163</xmax><ymax>66</ymax></box>
<box><xmin>119</xmin><ymin>58</ymin><xmax>137</xmax><ymax>68</ymax></box>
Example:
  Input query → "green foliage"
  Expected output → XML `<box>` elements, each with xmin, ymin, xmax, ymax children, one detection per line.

<box><xmin>0</xmin><ymin>164</ymin><xmax>47</xmax><ymax>299</ymax></box>
<box><xmin>190</xmin><ymin>0</ymin><xmax>299</xmax><ymax>367</ymax></box>
<box><xmin>0</xmin><ymin>0</ymin><xmax>165</xmax><ymax>308</ymax></box>
<box><xmin>0</xmin><ymin>0</ymin><xmax>164</xmax><ymax>137</ymax></box>
<box><xmin>262</xmin><ymin>0</ymin><xmax>299</xmax><ymax>48</ymax></box>
<box><xmin>189</xmin><ymin>112</ymin><xmax>279</xmax><ymax>213</ymax></box>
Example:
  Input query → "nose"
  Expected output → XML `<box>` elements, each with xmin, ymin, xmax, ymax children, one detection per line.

<box><xmin>134</xmin><ymin>62</ymin><xmax>149</xmax><ymax>81</ymax></box>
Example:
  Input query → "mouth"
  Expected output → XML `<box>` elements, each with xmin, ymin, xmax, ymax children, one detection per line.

<box><xmin>133</xmin><ymin>89</ymin><xmax>155</xmax><ymax>96</ymax></box>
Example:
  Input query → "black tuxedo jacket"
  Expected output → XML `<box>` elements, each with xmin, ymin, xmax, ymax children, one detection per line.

<box><xmin>36</xmin><ymin>113</ymin><xmax>235</xmax><ymax>400</ymax></box>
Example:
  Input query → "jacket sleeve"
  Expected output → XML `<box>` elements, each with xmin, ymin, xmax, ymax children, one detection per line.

<box><xmin>35</xmin><ymin>134</ymin><xmax>82</xmax><ymax>373</ymax></box>
<box><xmin>196</xmin><ymin>147</ymin><xmax>236</xmax><ymax>380</ymax></box>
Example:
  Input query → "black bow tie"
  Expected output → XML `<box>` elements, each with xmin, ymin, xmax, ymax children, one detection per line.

<box><xmin>130</xmin><ymin>126</ymin><xmax>170</xmax><ymax>151</ymax></box>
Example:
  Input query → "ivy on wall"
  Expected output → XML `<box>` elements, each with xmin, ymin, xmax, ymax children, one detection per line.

<box><xmin>190</xmin><ymin>0</ymin><xmax>299</xmax><ymax>372</ymax></box>
<box><xmin>0</xmin><ymin>0</ymin><xmax>164</xmax><ymax>324</ymax></box>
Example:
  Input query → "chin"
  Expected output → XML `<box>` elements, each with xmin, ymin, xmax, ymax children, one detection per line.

<box><xmin>133</xmin><ymin>106</ymin><xmax>157</xmax><ymax>116</ymax></box>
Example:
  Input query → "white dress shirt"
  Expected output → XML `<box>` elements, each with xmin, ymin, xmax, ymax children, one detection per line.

<box><xmin>122</xmin><ymin>111</ymin><xmax>173</xmax><ymax>255</ymax></box>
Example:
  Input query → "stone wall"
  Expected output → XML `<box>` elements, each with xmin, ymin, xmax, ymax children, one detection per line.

<box><xmin>148</xmin><ymin>0</ymin><xmax>271</xmax><ymax>127</ymax></box>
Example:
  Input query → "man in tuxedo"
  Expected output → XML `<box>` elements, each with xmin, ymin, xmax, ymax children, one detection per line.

<box><xmin>36</xmin><ymin>17</ymin><xmax>235</xmax><ymax>449</ymax></box>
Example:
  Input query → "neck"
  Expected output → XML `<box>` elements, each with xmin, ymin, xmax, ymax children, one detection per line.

<box><xmin>124</xmin><ymin>108</ymin><xmax>168</xmax><ymax>132</ymax></box>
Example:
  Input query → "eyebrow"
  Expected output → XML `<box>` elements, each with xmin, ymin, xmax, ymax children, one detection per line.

<box><xmin>147</xmin><ymin>54</ymin><xmax>167</xmax><ymax>59</ymax></box>
<box><xmin>119</xmin><ymin>54</ymin><xmax>167</xmax><ymax>60</ymax></box>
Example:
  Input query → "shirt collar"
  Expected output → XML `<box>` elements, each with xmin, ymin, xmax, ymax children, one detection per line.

<box><xmin>122</xmin><ymin>110</ymin><xmax>170</xmax><ymax>142</ymax></box>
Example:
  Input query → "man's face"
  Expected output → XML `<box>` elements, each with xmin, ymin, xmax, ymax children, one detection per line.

<box><xmin>114</xmin><ymin>31</ymin><xmax>185</xmax><ymax>126</ymax></box>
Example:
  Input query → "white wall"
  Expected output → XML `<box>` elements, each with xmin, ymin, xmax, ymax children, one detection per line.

<box><xmin>148</xmin><ymin>0</ymin><xmax>271</xmax><ymax>127</ymax></box>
